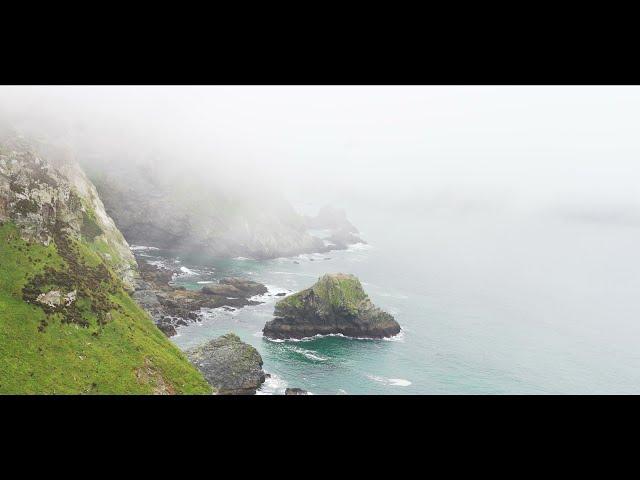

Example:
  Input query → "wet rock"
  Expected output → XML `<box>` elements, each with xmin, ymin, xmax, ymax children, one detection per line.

<box><xmin>285</xmin><ymin>388</ymin><xmax>308</xmax><ymax>395</ymax></box>
<box><xmin>186</xmin><ymin>333</ymin><xmax>266</xmax><ymax>395</ymax></box>
<box><xmin>219</xmin><ymin>277</ymin><xmax>268</xmax><ymax>296</ymax></box>
<box><xmin>201</xmin><ymin>284</ymin><xmax>242</xmax><ymax>296</ymax></box>
<box><xmin>263</xmin><ymin>273</ymin><xmax>400</xmax><ymax>340</ymax></box>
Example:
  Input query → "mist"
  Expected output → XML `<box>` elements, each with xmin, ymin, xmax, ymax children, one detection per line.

<box><xmin>4</xmin><ymin>86</ymin><xmax>640</xmax><ymax>393</ymax></box>
<box><xmin>2</xmin><ymin>85</ymin><xmax>639</xmax><ymax>220</ymax></box>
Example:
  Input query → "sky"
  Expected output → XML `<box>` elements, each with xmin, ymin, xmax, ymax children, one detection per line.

<box><xmin>1</xmin><ymin>85</ymin><xmax>639</xmax><ymax>215</ymax></box>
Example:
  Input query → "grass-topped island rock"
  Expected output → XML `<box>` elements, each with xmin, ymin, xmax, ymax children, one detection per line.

<box><xmin>263</xmin><ymin>273</ymin><xmax>400</xmax><ymax>340</ymax></box>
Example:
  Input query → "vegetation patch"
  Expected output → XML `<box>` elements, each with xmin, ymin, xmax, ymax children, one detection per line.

<box><xmin>0</xmin><ymin>222</ymin><xmax>211</xmax><ymax>394</ymax></box>
<box><xmin>81</xmin><ymin>210</ymin><xmax>103</xmax><ymax>241</ymax></box>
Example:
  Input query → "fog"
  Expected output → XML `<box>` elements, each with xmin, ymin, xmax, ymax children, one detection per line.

<box><xmin>4</xmin><ymin>86</ymin><xmax>640</xmax><ymax>392</ymax></box>
<box><xmin>2</xmin><ymin>85</ymin><xmax>639</xmax><ymax>218</ymax></box>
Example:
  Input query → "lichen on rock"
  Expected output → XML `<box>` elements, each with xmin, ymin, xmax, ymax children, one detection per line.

<box><xmin>263</xmin><ymin>273</ymin><xmax>401</xmax><ymax>340</ymax></box>
<box><xmin>186</xmin><ymin>333</ymin><xmax>266</xmax><ymax>394</ymax></box>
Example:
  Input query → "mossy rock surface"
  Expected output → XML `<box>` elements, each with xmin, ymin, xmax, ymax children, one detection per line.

<box><xmin>0</xmin><ymin>137</ymin><xmax>210</xmax><ymax>394</ymax></box>
<box><xmin>186</xmin><ymin>333</ymin><xmax>265</xmax><ymax>395</ymax></box>
<box><xmin>0</xmin><ymin>222</ymin><xmax>211</xmax><ymax>394</ymax></box>
<box><xmin>263</xmin><ymin>273</ymin><xmax>401</xmax><ymax>340</ymax></box>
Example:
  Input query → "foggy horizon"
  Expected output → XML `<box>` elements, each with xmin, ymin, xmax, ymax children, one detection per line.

<box><xmin>1</xmin><ymin>85</ymin><xmax>639</xmax><ymax>218</ymax></box>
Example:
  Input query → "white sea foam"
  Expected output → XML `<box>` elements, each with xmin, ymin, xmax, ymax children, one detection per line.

<box><xmin>130</xmin><ymin>245</ymin><xmax>160</xmax><ymax>251</ymax></box>
<box><xmin>264</xmin><ymin>329</ymin><xmax>403</xmax><ymax>343</ymax></box>
<box><xmin>379</xmin><ymin>292</ymin><xmax>409</xmax><ymax>300</ymax></box>
<box><xmin>256</xmin><ymin>373</ymin><xmax>288</xmax><ymax>395</ymax></box>
<box><xmin>291</xmin><ymin>346</ymin><xmax>328</xmax><ymax>362</ymax></box>
<box><xmin>381</xmin><ymin>329</ymin><xmax>406</xmax><ymax>342</ymax></box>
<box><xmin>249</xmin><ymin>285</ymin><xmax>292</xmax><ymax>302</ymax></box>
<box><xmin>197</xmin><ymin>281</ymin><xmax>214</xmax><ymax>284</ymax></box>
<box><xmin>366</xmin><ymin>374</ymin><xmax>412</xmax><ymax>387</ymax></box>
<box><xmin>179</xmin><ymin>266</ymin><xmax>198</xmax><ymax>276</ymax></box>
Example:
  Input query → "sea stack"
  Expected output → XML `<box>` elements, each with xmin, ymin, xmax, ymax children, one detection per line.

<box><xmin>263</xmin><ymin>273</ymin><xmax>400</xmax><ymax>340</ymax></box>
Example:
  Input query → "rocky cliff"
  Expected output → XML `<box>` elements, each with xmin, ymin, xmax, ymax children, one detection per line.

<box><xmin>89</xmin><ymin>163</ymin><xmax>326</xmax><ymax>259</ymax></box>
<box><xmin>0</xmin><ymin>135</ymin><xmax>210</xmax><ymax>394</ymax></box>
<box><xmin>263</xmin><ymin>273</ymin><xmax>401</xmax><ymax>340</ymax></box>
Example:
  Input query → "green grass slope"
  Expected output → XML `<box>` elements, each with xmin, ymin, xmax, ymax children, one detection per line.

<box><xmin>0</xmin><ymin>222</ymin><xmax>211</xmax><ymax>394</ymax></box>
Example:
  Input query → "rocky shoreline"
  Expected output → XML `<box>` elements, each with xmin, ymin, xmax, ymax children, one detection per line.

<box><xmin>131</xmin><ymin>254</ymin><xmax>267</xmax><ymax>337</ymax></box>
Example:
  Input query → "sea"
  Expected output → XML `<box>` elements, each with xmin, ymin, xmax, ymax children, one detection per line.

<box><xmin>133</xmin><ymin>205</ymin><xmax>640</xmax><ymax>394</ymax></box>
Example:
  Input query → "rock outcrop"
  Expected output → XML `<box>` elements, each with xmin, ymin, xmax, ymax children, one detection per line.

<box><xmin>186</xmin><ymin>333</ymin><xmax>266</xmax><ymax>395</ymax></box>
<box><xmin>131</xmin><ymin>258</ymin><xmax>267</xmax><ymax>337</ymax></box>
<box><xmin>285</xmin><ymin>388</ymin><xmax>308</xmax><ymax>395</ymax></box>
<box><xmin>263</xmin><ymin>273</ymin><xmax>400</xmax><ymax>340</ymax></box>
<box><xmin>304</xmin><ymin>205</ymin><xmax>366</xmax><ymax>250</ymax></box>
<box><xmin>89</xmin><ymin>163</ymin><xmax>326</xmax><ymax>259</ymax></box>
<box><xmin>0</xmin><ymin>134</ymin><xmax>210</xmax><ymax>394</ymax></box>
<box><xmin>0</xmin><ymin>136</ymin><xmax>137</xmax><ymax>289</ymax></box>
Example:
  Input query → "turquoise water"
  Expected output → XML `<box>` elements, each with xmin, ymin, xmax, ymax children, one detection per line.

<box><xmin>145</xmin><ymin>209</ymin><xmax>640</xmax><ymax>394</ymax></box>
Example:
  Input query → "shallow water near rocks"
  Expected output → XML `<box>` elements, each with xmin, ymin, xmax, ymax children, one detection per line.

<box><xmin>142</xmin><ymin>207</ymin><xmax>640</xmax><ymax>394</ymax></box>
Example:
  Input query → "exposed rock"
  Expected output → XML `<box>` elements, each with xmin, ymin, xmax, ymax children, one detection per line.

<box><xmin>186</xmin><ymin>333</ymin><xmax>266</xmax><ymax>395</ymax></box>
<box><xmin>220</xmin><ymin>277</ymin><xmax>268</xmax><ymax>296</ymax></box>
<box><xmin>36</xmin><ymin>290</ymin><xmax>62</xmax><ymax>307</ymax></box>
<box><xmin>201</xmin><ymin>284</ymin><xmax>242</xmax><ymax>296</ymax></box>
<box><xmin>305</xmin><ymin>205</ymin><xmax>359</xmax><ymax>234</ymax></box>
<box><xmin>326</xmin><ymin>229</ymin><xmax>367</xmax><ymax>250</ymax></box>
<box><xmin>0</xmin><ymin>135</ymin><xmax>137</xmax><ymax>289</ymax></box>
<box><xmin>90</xmin><ymin>163</ymin><xmax>326</xmax><ymax>260</ymax></box>
<box><xmin>263</xmin><ymin>273</ymin><xmax>400</xmax><ymax>340</ymax></box>
<box><xmin>285</xmin><ymin>388</ymin><xmax>308</xmax><ymax>395</ymax></box>
<box><xmin>275</xmin><ymin>292</ymin><xmax>287</xmax><ymax>296</ymax></box>
<box><xmin>132</xmin><ymin>257</ymin><xmax>266</xmax><ymax>336</ymax></box>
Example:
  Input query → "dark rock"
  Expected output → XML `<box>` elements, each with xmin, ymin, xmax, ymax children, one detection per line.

<box><xmin>263</xmin><ymin>273</ymin><xmax>401</xmax><ymax>340</ymax></box>
<box><xmin>285</xmin><ymin>388</ymin><xmax>308</xmax><ymax>395</ymax></box>
<box><xmin>219</xmin><ymin>277</ymin><xmax>268</xmax><ymax>296</ymax></box>
<box><xmin>186</xmin><ymin>333</ymin><xmax>266</xmax><ymax>395</ymax></box>
<box><xmin>157</xmin><ymin>322</ymin><xmax>177</xmax><ymax>337</ymax></box>
<box><xmin>201</xmin><ymin>284</ymin><xmax>242</xmax><ymax>296</ymax></box>
<box><xmin>132</xmin><ymin>259</ymin><xmax>266</xmax><ymax>330</ymax></box>
<box><xmin>275</xmin><ymin>292</ymin><xmax>286</xmax><ymax>296</ymax></box>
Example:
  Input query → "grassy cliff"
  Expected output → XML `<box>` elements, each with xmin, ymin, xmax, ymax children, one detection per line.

<box><xmin>0</xmin><ymin>137</ymin><xmax>211</xmax><ymax>394</ymax></box>
<box><xmin>0</xmin><ymin>221</ymin><xmax>211</xmax><ymax>394</ymax></box>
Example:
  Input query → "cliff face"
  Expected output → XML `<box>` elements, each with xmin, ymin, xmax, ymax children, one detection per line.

<box><xmin>0</xmin><ymin>137</ymin><xmax>137</xmax><ymax>290</ymax></box>
<box><xmin>0</xmin><ymin>136</ymin><xmax>210</xmax><ymax>394</ymax></box>
<box><xmin>89</xmin><ymin>163</ymin><xmax>325</xmax><ymax>259</ymax></box>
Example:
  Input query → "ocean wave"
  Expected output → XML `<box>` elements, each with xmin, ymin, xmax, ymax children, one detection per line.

<box><xmin>197</xmin><ymin>281</ymin><xmax>214</xmax><ymax>284</ymax></box>
<box><xmin>291</xmin><ymin>346</ymin><xmax>329</xmax><ymax>362</ymax></box>
<box><xmin>178</xmin><ymin>266</ymin><xmax>198</xmax><ymax>276</ymax></box>
<box><xmin>366</xmin><ymin>374</ymin><xmax>412</xmax><ymax>387</ymax></box>
<box><xmin>347</xmin><ymin>242</ymin><xmax>373</xmax><ymax>252</ymax></box>
<box><xmin>381</xmin><ymin>329</ymin><xmax>406</xmax><ymax>342</ymax></box>
<box><xmin>379</xmin><ymin>292</ymin><xmax>409</xmax><ymax>300</ymax></box>
<box><xmin>256</xmin><ymin>373</ymin><xmax>288</xmax><ymax>395</ymax></box>
<box><xmin>264</xmin><ymin>329</ymin><xmax>404</xmax><ymax>343</ymax></box>
<box><xmin>130</xmin><ymin>245</ymin><xmax>160</xmax><ymax>251</ymax></box>
<box><xmin>254</xmin><ymin>285</ymin><xmax>292</xmax><ymax>301</ymax></box>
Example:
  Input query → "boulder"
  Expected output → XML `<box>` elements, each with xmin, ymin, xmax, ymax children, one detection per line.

<box><xmin>201</xmin><ymin>283</ymin><xmax>242</xmax><ymax>296</ymax></box>
<box><xmin>263</xmin><ymin>273</ymin><xmax>400</xmax><ymax>340</ymax></box>
<box><xmin>220</xmin><ymin>277</ymin><xmax>268</xmax><ymax>296</ymax></box>
<box><xmin>186</xmin><ymin>333</ymin><xmax>266</xmax><ymax>395</ymax></box>
<box><xmin>285</xmin><ymin>388</ymin><xmax>308</xmax><ymax>395</ymax></box>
